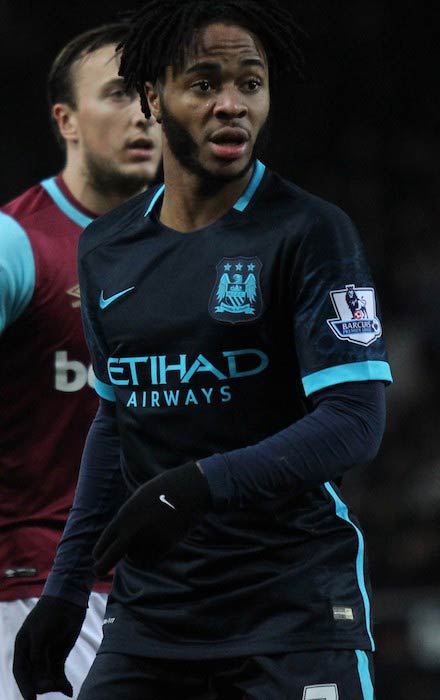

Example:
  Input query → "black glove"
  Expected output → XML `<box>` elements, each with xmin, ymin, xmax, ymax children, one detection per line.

<box><xmin>93</xmin><ymin>461</ymin><xmax>212</xmax><ymax>575</ymax></box>
<box><xmin>13</xmin><ymin>595</ymin><xmax>86</xmax><ymax>700</ymax></box>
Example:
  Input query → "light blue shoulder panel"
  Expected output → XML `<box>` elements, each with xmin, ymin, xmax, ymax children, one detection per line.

<box><xmin>0</xmin><ymin>211</ymin><xmax>36</xmax><ymax>332</ymax></box>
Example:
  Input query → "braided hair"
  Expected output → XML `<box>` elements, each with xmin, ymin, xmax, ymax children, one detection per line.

<box><xmin>118</xmin><ymin>0</ymin><xmax>305</xmax><ymax>116</ymax></box>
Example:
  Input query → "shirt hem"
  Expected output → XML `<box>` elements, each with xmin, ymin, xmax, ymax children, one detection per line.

<box><xmin>98</xmin><ymin>635</ymin><xmax>374</xmax><ymax>660</ymax></box>
<box><xmin>0</xmin><ymin>579</ymin><xmax>111</xmax><ymax>602</ymax></box>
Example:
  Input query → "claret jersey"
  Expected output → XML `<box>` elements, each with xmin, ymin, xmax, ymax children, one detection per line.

<box><xmin>79</xmin><ymin>161</ymin><xmax>392</xmax><ymax>658</ymax></box>
<box><xmin>0</xmin><ymin>176</ymin><xmax>110</xmax><ymax>600</ymax></box>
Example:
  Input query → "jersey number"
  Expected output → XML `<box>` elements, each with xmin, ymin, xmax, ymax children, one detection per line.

<box><xmin>302</xmin><ymin>685</ymin><xmax>339</xmax><ymax>700</ymax></box>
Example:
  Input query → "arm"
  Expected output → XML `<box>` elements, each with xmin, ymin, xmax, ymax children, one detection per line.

<box><xmin>0</xmin><ymin>211</ymin><xmax>35</xmax><ymax>332</ymax></box>
<box><xmin>13</xmin><ymin>399</ymin><xmax>124</xmax><ymax>700</ymax></box>
<box><xmin>43</xmin><ymin>397</ymin><xmax>125</xmax><ymax>605</ymax></box>
<box><xmin>200</xmin><ymin>380</ymin><xmax>386</xmax><ymax>509</ymax></box>
<box><xmin>92</xmin><ymin>380</ymin><xmax>385</xmax><ymax>575</ymax></box>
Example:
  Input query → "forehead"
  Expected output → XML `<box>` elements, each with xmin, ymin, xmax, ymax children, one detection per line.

<box><xmin>186</xmin><ymin>22</ymin><xmax>267</xmax><ymax>67</ymax></box>
<box><xmin>72</xmin><ymin>44</ymin><xmax>120</xmax><ymax>96</ymax></box>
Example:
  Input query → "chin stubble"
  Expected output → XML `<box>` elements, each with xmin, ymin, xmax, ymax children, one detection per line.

<box><xmin>161</xmin><ymin>102</ymin><xmax>268</xmax><ymax>187</ymax></box>
<box><xmin>83</xmin><ymin>151</ymin><xmax>153</xmax><ymax>198</ymax></box>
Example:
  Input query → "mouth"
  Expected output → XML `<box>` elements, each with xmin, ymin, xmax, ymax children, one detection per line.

<box><xmin>209</xmin><ymin>128</ymin><xmax>249</xmax><ymax>160</ymax></box>
<box><xmin>126</xmin><ymin>138</ymin><xmax>156</xmax><ymax>160</ymax></box>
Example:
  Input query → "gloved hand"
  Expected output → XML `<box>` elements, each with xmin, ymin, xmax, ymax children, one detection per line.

<box><xmin>13</xmin><ymin>595</ymin><xmax>86</xmax><ymax>700</ymax></box>
<box><xmin>93</xmin><ymin>461</ymin><xmax>212</xmax><ymax>575</ymax></box>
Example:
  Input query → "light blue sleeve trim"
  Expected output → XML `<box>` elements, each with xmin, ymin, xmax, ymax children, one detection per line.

<box><xmin>355</xmin><ymin>650</ymin><xmax>374</xmax><ymax>700</ymax></box>
<box><xmin>302</xmin><ymin>360</ymin><xmax>392</xmax><ymax>396</ymax></box>
<box><xmin>325</xmin><ymin>483</ymin><xmax>375</xmax><ymax>651</ymax></box>
<box><xmin>0</xmin><ymin>212</ymin><xmax>36</xmax><ymax>332</ymax></box>
<box><xmin>144</xmin><ymin>184</ymin><xmax>165</xmax><ymax>216</ymax></box>
<box><xmin>233</xmin><ymin>160</ymin><xmax>266</xmax><ymax>212</ymax></box>
<box><xmin>95</xmin><ymin>377</ymin><xmax>116</xmax><ymax>402</ymax></box>
<box><xmin>40</xmin><ymin>177</ymin><xmax>93</xmax><ymax>228</ymax></box>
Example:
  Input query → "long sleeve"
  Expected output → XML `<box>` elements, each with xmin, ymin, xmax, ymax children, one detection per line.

<box><xmin>200</xmin><ymin>380</ymin><xmax>385</xmax><ymax>510</ymax></box>
<box><xmin>0</xmin><ymin>211</ymin><xmax>35</xmax><ymax>332</ymax></box>
<box><xmin>43</xmin><ymin>399</ymin><xmax>126</xmax><ymax>606</ymax></box>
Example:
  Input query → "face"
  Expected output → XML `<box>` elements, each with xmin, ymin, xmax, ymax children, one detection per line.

<box><xmin>146</xmin><ymin>23</ymin><xmax>270</xmax><ymax>182</ymax></box>
<box><xmin>66</xmin><ymin>44</ymin><xmax>162</xmax><ymax>193</ymax></box>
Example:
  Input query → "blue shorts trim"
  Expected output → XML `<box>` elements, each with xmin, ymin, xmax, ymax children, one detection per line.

<box><xmin>356</xmin><ymin>650</ymin><xmax>374</xmax><ymax>700</ymax></box>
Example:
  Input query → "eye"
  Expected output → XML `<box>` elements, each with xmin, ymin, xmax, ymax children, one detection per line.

<box><xmin>243</xmin><ymin>78</ymin><xmax>262</xmax><ymax>92</ymax></box>
<box><xmin>107</xmin><ymin>86</ymin><xmax>137</xmax><ymax>102</ymax></box>
<box><xmin>193</xmin><ymin>80</ymin><xmax>212</xmax><ymax>93</ymax></box>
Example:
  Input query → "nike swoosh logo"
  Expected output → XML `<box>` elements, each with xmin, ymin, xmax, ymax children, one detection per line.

<box><xmin>99</xmin><ymin>286</ymin><xmax>135</xmax><ymax>309</ymax></box>
<box><xmin>159</xmin><ymin>494</ymin><xmax>176</xmax><ymax>510</ymax></box>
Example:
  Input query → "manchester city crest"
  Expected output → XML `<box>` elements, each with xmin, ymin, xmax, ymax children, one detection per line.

<box><xmin>327</xmin><ymin>284</ymin><xmax>382</xmax><ymax>346</ymax></box>
<box><xmin>209</xmin><ymin>257</ymin><xmax>263</xmax><ymax>323</ymax></box>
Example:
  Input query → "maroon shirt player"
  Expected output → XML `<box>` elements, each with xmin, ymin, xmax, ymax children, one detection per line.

<box><xmin>0</xmin><ymin>23</ymin><xmax>161</xmax><ymax>700</ymax></box>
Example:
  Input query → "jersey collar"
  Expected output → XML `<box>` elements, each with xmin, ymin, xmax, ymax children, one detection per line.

<box><xmin>40</xmin><ymin>176</ymin><xmax>94</xmax><ymax>228</ymax></box>
<box><xmin>144</xmin><ymin>160</ymin><xmax>266</xmax><ymax>218</ymax></box>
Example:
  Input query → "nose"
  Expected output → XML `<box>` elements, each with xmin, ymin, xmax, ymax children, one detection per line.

<box><xmin>213</xmin><ymin>85</ymin><xmax>247</xmax><ymax>120</ymax></box>
<box><xmin>129</xmin><ymin>99</ymin><xmax>150</xmax><ymax>130</ymax></box>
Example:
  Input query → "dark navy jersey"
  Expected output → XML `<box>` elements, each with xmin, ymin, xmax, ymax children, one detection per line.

<box><xmin>78</xmin><ymin>161</ymin><xmax>391</xmax><ymax>658</ymax></box>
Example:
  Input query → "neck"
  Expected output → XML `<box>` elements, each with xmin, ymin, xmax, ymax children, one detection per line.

<box><xmin>62</xmin><ymin>154</ymin><xmax>148</xmax><ymax>216</ymax></box>
<box><xmin>159</xmin><ymin>154</ymin><xmax>255</xmax><ymax>233</ymax></box>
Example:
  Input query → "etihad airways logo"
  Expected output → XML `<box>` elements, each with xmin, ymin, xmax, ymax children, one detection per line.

<box><xmin>107</xmin><ymin>348</ymin><xmax>269</xmax><ymax>408</ymax></box>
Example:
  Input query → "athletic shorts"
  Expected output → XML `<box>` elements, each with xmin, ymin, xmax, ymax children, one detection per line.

<box><xmin>78</xmin><ymin>648</ymin><xmax>374</xmax><ymax>700</ymax></box>
<box><xmin>0</xmin><ymin>592</ymin><xmax>107</xmax><ymax>700</ymax></box>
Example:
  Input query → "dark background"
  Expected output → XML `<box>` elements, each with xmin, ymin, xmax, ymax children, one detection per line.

<box><xmin>1</xmin><ymin>1</ymin><xmax>439</xmax><ymax>697</ymax></box>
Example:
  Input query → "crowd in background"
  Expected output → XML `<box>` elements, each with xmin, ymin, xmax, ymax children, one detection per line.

<box><xmin>1</xmin><ymin>1</ymin><xmax>438</xmax><ymax>697</ymax></box>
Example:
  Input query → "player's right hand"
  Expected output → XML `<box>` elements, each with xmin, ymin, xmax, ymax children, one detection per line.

<box><xmin>13</xmin><ymin>595</ymin><xmax>86</xmax><ymax>700</ymax></box>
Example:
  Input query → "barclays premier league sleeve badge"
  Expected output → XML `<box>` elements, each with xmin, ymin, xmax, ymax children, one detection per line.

<box><xmin>209</xmin><ymin>257</ymin><xmax>263</xmax><ymax>323</ymax></box>
<box><xmin>327</xmin><ymin>284</ymin><xmax>382</xmax><ymax>346</ymax></box>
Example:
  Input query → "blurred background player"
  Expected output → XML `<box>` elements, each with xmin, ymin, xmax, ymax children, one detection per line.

<box><xmin>0</xmin><ymin>23</ymin><xmax>161</xmax><ymax>700</ymax></box>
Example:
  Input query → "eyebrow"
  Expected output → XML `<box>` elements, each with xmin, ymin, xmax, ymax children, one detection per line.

<box><xmin>102</xmin><ymin>77</ymin><xmax>125</xmax><ymax>87</ymax></box>
<box><xmin>185</xmin><ymin>58</ymin><xmax>266</xmax><ymax>74</ymax></box>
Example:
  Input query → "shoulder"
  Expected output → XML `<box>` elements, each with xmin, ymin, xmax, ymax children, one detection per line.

<box><xmin>0</xmin><ymin>200</ymin><xmax>37</xmax><ymax>330</ymax></box>
<box><xmin>0</xmin><ymin>204</ymin><xmax>35</xmax><ymax>263</ymax></box>
<box><xmin>261</xmin><ymin>170</ymin><xmax>362</xmax><ymax>256</ymax></box>
<box><xmin>1</xmin><ymin>181</ymin><xmax>53</xmax><ymax>228</ymax></box>
<box><xmin>266</xmin><ymin>170</ymin><xmax>356</xmax><ymax>230</ymax></box>
<box><xmin>1</xmin><ymin>179</ymin><xmax>80</xmax><ymax>250</ymax></box>
<box><xmin>78</xmin><ymin>187</ymin><xmax>157</xmax><ymax>261</ymax></box>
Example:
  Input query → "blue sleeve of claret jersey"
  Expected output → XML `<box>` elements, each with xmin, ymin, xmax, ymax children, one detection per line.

<box><xmin>0</xmin><ymin>211</ymin><xmax>35</xmax><ymax>332</ymax></box>
<box><xmin>43</xmin><ymin>399</ymin><xmax>125</xmax><ymax>606</ymax></box>
<box><xmin>200</xmin><ymin>381</ymin><xmax>385</xmax><ymax>510</ymax></box>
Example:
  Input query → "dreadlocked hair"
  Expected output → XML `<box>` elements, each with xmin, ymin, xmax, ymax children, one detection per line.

<box><xmin>118</xmin><ymin>0</ymin><xmax>305</xmax><ymax>117</ymax></box>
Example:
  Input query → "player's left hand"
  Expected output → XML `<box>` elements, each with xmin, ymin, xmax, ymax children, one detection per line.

<box><xmin>92</xmin><ymin>461</ymin><xmax>212</xmax><ymax>575</ymax></box>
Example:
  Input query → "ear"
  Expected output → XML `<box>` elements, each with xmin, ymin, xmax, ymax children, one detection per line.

<box><xmin>52</xmin><ymin>103</ymin><xmax>79</xmax><ymax>144</ymax></box>
<box><xmin>144</xmin><ymin>82</ymin><xmax>162</xmax><ymax>123</ymax></box>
